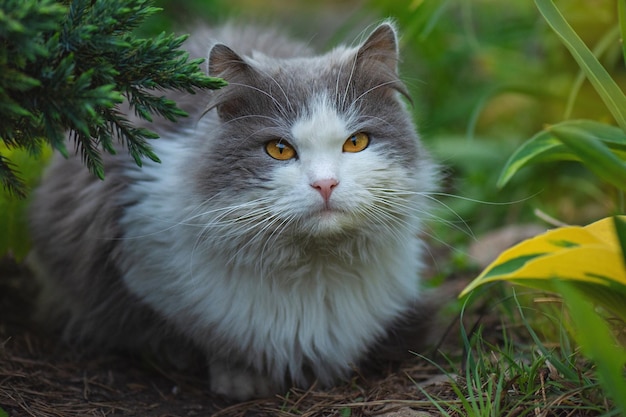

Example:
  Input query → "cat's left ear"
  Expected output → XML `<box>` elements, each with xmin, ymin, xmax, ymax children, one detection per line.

<box><xmin>357</xmin><ymin>22</ymin><xmax>400</xmax><ymax>74</ymax></box>
<box><xmin>356</xmin><ymin>22</ymin><xmax>410</xmax><ymax>100</ymax></box>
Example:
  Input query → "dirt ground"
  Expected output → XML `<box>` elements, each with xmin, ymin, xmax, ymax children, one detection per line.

<box><xmin>0</xmin><ymin>252</ymin><xmax>480</xmax><ymax>417</ymax></box>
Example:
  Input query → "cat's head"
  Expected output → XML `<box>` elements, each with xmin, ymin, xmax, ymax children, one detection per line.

<box><xmin>192</xmin><ymin>22</ymin><xmax>437</xmax><ymax>260</ymax></box>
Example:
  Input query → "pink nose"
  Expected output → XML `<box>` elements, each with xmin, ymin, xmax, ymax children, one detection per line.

<box><xmin>311</xmin><ymin>178</ymin><xmax>338</xmax><ymax>203</ymax></box>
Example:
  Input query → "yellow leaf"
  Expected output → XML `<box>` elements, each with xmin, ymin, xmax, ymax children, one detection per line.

<box><xmin>460</xmin><ymin>216</ymin><xmax>626</xmax><ymax>298</ymax></box>
<box><xmin>584</xmin><ymin>216</ymin><xmax>622</xmax><ymax>248</ymax></box>
<box><xmin>494</xmin><ymin>246</ymin><xmax>625</xmax><ymax>285</ymax></box>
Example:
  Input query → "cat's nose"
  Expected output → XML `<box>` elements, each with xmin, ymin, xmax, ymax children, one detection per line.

<box><xmin>311</xmin><ymin>178</ymin><xmax>339</xmax><ymax>203</ymax></box>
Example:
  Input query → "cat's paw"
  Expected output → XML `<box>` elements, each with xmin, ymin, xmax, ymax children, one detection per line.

<box><xmin>209</xmin><ymin>362</ymin><xmax>277</xmax><ymax>401</ymax></box>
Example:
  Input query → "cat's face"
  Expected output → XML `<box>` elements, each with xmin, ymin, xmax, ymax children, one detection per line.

<box><xmin>192</xmin><ymin>23</ymin><xmax>436</xmax><ymax>255</ymax></box>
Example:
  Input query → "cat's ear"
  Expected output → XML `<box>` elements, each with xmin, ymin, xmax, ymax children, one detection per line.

<box><xmin>207</xmin><ymin>44</ymin><xmax>257</xmax><ymax>120</ymax></box>
<box><xmin>357</xmin><ymin>22</ymin><xmax>400</xmax><ymax>74</ymax></box>
<box><xmin>208</xmin><ymin>44</ymin><xmax>250</xmax><ymax>78</ymax></box>
<box><xmin>355</xmin><ymin>22</ymin><xmax>410</xmax><ymax>101</ymax></box>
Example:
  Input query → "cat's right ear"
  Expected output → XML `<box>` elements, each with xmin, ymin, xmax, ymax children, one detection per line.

<box><xmin>207</xmin><ymin>44</ymin><xmax>256</xmax><ymax>120</ymax></box>
<box><xmin>208</xmin><ymin>44</ymin><xmax>250</xmax><ymax>78</ymax></box>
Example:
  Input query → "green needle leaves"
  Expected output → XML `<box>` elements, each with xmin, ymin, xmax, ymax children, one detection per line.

<box><xmin>0</xmin><ymin>0</ymin><xmax>226</xmax><ymax>197</ymax></box>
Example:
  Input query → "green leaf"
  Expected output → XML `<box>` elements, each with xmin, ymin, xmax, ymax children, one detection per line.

<box><xmin>535</xmin><ymin>0</ymin><xmax>626</xmax><ymax>131</ymax></box>
<box><xmin>556</xmin><ymin>281</ymin><xmax>626</xmax><ymax>415</ymax></box>
<box><xmin>482</xmin><ymin>253</ymin><xmax>545</xmax><ymax>279</ymax></box>
<box><xmin>0</xmin><ymin>405</ymin><xmax>7</xmax><ymax>417</ymax></box>
<box><xmin>498</xmin><ymin>120</ymin><xmax>626</xmax><ymax>188</ymax></box>
<box><xmin>619</xmin><ymin>0</ymin><xmax>626</xmax><ymax>67</ymax></box>
<box><xmin>615</xmin><ymin>216</ymin><xmax>626</xmax><ymax>266</ymax></box>
<box><xmin>549</xmin><ymin>123</ymin><xmax>626</xmax><ymax>191</ymax></box>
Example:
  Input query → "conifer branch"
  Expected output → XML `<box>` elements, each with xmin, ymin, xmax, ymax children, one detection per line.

<box><xmin>0</xmin><ymin>0</ymin><xmax>227</xmax><ymax>197</ymax></box>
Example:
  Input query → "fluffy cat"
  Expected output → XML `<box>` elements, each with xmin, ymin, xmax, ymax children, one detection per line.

<box><xmin>28</xmin><ymin>21</ymin><xmax>439</xmax><ymax>400</ymax></box>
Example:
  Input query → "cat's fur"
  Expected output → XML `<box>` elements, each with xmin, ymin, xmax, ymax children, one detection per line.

<box><xmin>28</xmin><ymin>21</ymin><xmax>439</xmax><ymax>400</ymax></box>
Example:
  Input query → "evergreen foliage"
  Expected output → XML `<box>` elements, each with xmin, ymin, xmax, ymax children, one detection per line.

<box><xmin>0</xmin><ymin>0</ymin><xmax>226</xmax><ymax>197</ymax></box>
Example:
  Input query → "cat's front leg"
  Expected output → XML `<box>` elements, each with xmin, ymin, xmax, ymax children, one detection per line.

<box><xmin>209</xmin><ymin>361</ymin><xmax>279</xmax><ymax>401</ymax></box>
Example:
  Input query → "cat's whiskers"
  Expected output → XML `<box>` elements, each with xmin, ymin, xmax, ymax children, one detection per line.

<box><xmin>182</xmin><ymin>197</ymin><xmax>271</xmax><ymax>227</ymax></box>
<box><xmin>339</xmin><ymin>54</ymin><xmax>359</xmax><ymax>111</ymax></box>
<box><xmin>368</xmin><ymin>187</ymin><xmax>475</xmax><ymax>240</ymax></box>
<box><xmin>367</xmin><ymin>199</ymin><xmax>418</xmax><ymax>225</ymax></box>
<box><xmin>188</xmin><ymin>197</ymin><xmax>281</xmax><ymax>279</ymax></box>
<box><xmin>256</xmin><ymin>214</ymin><xmax>299</xmax><ymax>277</ymax></box>
<box><xmin>194</xmin><ymin>196</ymin><xmax>281</xmax><ymax>241</ymax></box>
<box><xmin>365</xmin><ymin>190</ymin><xmax>477</xmax><ymax>261</ymax></box>
<box><xmin>360</xmin><ymin>203</ymin><xmax>410</xmax><ymax>244</ymax></box>
<box><xmin>333</xmin><ymin>59</ymin><xmax>346</xmax><ymax>109</ymax></box>
<box><xmin>365</xmin><ymin>191</ymin><xmax>424</xmax><ymax>230</ymax></box>
<box><xmin>219</xmin><ymin>113</ymin><xmax>285</xmax><ymax>128</ymax></box>
<box><xmin>413</xmin><ymin>192</ymin><xmax>476</xmax><ymax>240</ymax></box>
<box><xmin>352</xmin><ymin>80</ymin><xmax>401</xmax><ymax>107</ymax></box>
<box><xmin>187</xmin><ymin>188</ymin><xmax>464</xmax><ymax>259</ymax></box>
<box><xmin>222</xmin><ymin>209</ymin><xmax>286</xmax><ymax>268</ymax></box>
<box><xmin>351</xmin><ymin>114</ymin><xmax>402</xmax><ymax>134</ymax></box>
<box><xmin>199</xmin><ymin>202</ymin><xmax>275</xmax><ymax>233</ymax></box>
<box><xmin>227</xmin><ymin>82</ymin><xmax>292</xmax><ymax>122</ymax></box>
<box><xmin>107</xmin><ymin>192</ymin><xmax>236</xmax><ymax>240</ymax></box>
<box><xmin>256</xmin><ymin>68</ymin><xmax>295</xmax><ymax>116</ymax></box>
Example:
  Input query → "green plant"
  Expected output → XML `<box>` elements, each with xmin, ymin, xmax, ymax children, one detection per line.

<box><xmin>498</xmin><ymin>0</ymin><xmax>626</xmax><ymax>194</ymax></box>
<box><xmin>417</xmin><ymin>292</ymin><xmax>610</xmax><ymax>416</ymax></box>
<box><xmin>0</xmin><ymin>0</ymin><xmax>226</xmax><ymax>197</ymax></box>
<box><xmin>462</xmin><ymin>0</ymin><xmax>626</xmax><ymax>413</ymax></box>
<box><xmin>461</xmin><ymin>216</ymin><xmax>626</xmax><ymax>413</ymax></box>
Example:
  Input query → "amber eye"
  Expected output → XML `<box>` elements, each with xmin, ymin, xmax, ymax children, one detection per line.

<box><xmin>266</xmin><ymin>139</ymin><xmax>296</xmax><ymax>160</ymax></box>
<box><xmin>343</xmin><ymin>132</ymin><xmax>370</xmax><ymax>153</ymax></box>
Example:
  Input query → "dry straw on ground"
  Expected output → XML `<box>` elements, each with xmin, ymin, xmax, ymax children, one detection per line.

<box><xmin>0</xmin><ymin>259</ymin><xmax>456</xmax><ymax>417</ymax></box>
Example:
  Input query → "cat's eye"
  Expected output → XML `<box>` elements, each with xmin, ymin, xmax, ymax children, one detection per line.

<box><xmin>266</xmin><ymin>139</ymin><xmax>297</xmax><ymax>160</ymax></box>
<box><xmin>343</xmin><ymin>132</ymin><xmax>370</xmax><ymax>153</ymax></box>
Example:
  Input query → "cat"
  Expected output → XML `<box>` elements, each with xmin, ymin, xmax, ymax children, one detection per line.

<box><xmin>27</xmin><ymin>21</ymin><xmax>440</xmax><ymax>400</ymax></box>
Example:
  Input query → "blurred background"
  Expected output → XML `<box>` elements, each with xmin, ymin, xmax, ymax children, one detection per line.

<box><xmin>139</xmin><ymin>0</ymin><xmax>623</xmax><ymax>252</ymax></box>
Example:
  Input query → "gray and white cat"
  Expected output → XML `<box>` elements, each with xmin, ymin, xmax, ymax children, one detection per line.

<box><xmin>28</xmin><ymin>21</ymin><xmax>439</xmax><ymax>400</ymax></box>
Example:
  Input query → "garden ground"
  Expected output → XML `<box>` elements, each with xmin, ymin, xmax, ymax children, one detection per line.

<box><xmin>0</xmin><ymin>226</ymin><xmax>613</xmax><ymax>416</ymax></box>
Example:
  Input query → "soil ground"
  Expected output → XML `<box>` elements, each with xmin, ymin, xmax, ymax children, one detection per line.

<box><xmin>0</xmin><ymin>254</ymin><xmax>482</xmax><ymax>417</ymax></box>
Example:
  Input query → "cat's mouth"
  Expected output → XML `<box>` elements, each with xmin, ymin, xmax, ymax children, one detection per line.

<box><xmin>314</xmin><ymin>204</ymin><xmax>344</xmax><ymax>217</ymax></box>
<box><xmin>316</xmin><ymin>209</ymin><xmax>339</xmax><ymax>221</ymax></box>
<box><xmin>306</xmin><ymin>205</ymin><xmax>357</xmax><ymax>234</ymax></box>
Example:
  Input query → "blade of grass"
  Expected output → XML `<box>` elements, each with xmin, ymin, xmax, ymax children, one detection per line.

<box><xmin>617</xmin><ymin>1</ymin><xmax>626</xmax><ymax>64</ymax></box>
<box><xmin>564</xmin><ymin>27</ymin><xmax>620</xmax><ymax>120</ymax></box>
<box><xmin>535</xmin><ymin>0</ymin><xmax>626</xmax><ymax>131</ymax></box>
<box><xmin>417</xmin><ymin>0</ymin><xmax>452</xmax><ymax>41</ymax></box>
<box><xmin>395</xmin><ymin>0</ymin><xmax>453</xmax><ymax>44</ymax></box>
<box><xmin>512</xmin><ymin>290</ymin><xmax>580</xmax><ymax>381</ymax></box>
<box><xmin>549</xmin><ymin>123</ymin><xmax>626</xmax><ymax>190</ymax></box>
<box><xmin>556</xmin><ymin>281</ymin><xmax>626</xmax><ymax>415</ymax></box>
